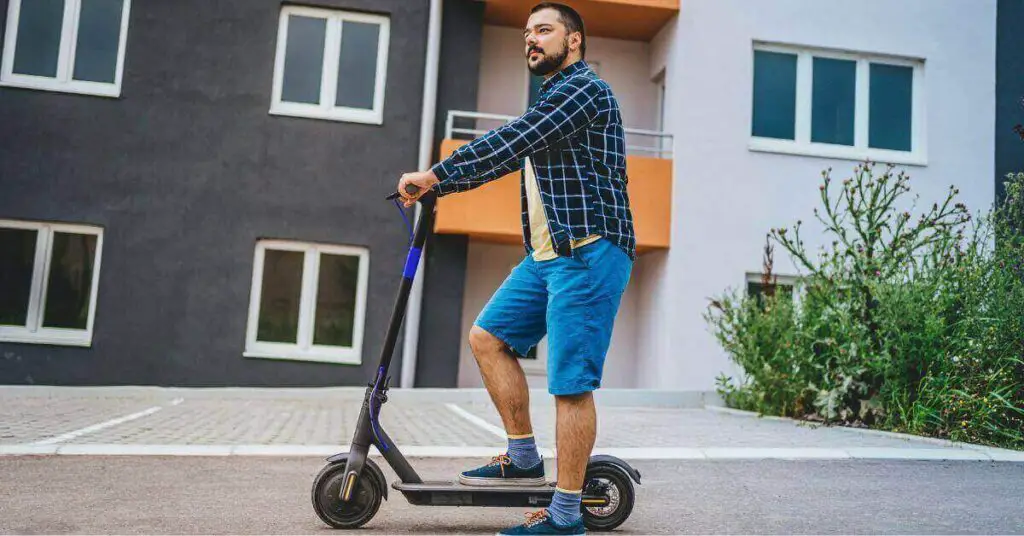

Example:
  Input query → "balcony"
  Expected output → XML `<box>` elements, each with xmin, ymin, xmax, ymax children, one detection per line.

<box><xmin>433</xmin><ymin>111</ymin><xmax>673</xmax><ymax>254</ymax></box>
<box><xmin>481</xmin><ymin>0</ymin><xmax>679</xmax><ymax>41</ymax></box>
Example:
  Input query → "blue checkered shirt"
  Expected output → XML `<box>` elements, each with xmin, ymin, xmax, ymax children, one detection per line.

<box><xmin>431</xmin><ymin>60</ymin><xmax>636</xmax><ymax>260</ymax></box>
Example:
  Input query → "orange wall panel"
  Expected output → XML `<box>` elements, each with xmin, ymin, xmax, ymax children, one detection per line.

<box><xmin>433</xmin><ymin>139</ymin><xmax>671</xmax><ymax>252</ymax></box>
<box><xmin>483</xmin><ymin>0</ymin><xmax>679</xmax><ymax>41</ymax></box>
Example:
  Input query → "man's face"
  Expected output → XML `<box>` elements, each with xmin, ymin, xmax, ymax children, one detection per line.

<box><xmin>524</xmin><ymin>9</ymin><xmax>571</xmax><ymax>76</ymax></box>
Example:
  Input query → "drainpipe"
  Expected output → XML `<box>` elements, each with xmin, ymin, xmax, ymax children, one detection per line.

<box><xmin>400</xmin><ymin>0</ymin><xmax>442</xmax><ymax>388</ymax></box>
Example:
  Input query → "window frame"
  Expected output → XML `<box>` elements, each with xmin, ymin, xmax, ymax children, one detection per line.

<box><xmin>244</xmin><ymin>240</ymin><xmax>370</xmax><ymax>365</ymax></box>
<box><xmin>749</xmin><ymin>42</ymin><xmax>927</xmax><ymax>166</ymax></box>
<box><xmin>269</xmin><ymin>5</ymin><xmax>390</xmax><ymax>125</ymax></box>
<box><xmin>745</xmin><ymin>272</ymin><xmax>801</xmax><ymax>308</ymax></box>
<box><xmin>0</xmin><ymin>0</ymin><xmax>132</xmax><ymax>98</ymax></box>
<box><xmin>0</xmin><ymin>219</ymin><xmax>104</xmax><ymax>347</ymax></box>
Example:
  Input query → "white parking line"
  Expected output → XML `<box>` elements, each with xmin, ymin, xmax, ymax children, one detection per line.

<box><xmin>31</xmin><ymin>398</ymin><xmax>184</xmax><ymax>446</ymax></box>
<box><xmin>444</xmin><ymin>403</ymin><xmax>507</xmax><ymax>439</ymax></box>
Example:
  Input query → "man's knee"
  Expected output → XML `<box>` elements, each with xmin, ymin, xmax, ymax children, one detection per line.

<box><xmin>554</xmin><ymin>391</ymin><xmax>593</xmax><ymax>405</ymax></box>
<box><xmin>469</xmin><ymin>325</ymin><xmax>504</xmax><ymax>358</ymax></box>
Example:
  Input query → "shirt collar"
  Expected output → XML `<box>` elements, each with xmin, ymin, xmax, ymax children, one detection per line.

<box><xmin>540</xmin><ymin>59</ymin><xmax>590</xmax><ymax>92</ymax></box>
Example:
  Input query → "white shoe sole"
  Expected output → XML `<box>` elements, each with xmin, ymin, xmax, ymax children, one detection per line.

<box><xmin>458</xmin><ymin>474</ymin><xmax>547</xmax><ymax>487</ymax></box>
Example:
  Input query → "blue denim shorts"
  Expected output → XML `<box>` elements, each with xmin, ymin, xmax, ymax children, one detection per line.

<box><xmin>473</xmin><ymin>238</ymin><xmax>633</xmax><ymax>396</ymax></box>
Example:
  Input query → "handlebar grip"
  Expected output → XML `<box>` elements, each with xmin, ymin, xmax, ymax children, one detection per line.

<box><xmin>385</xmin><ymin>183</ymin><xmax>424</xmax><ymax>200</ymax></box>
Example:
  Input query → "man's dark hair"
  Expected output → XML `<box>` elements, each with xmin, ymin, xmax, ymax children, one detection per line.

<box><xmin>530</xmin><ymin>2</ymin><xmax>586</xmax><ymax>59</ymax></box>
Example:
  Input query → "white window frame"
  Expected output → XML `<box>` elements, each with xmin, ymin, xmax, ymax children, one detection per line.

<box><xmin>745</xmin><ymin>272</ymin><xmax>802</xmax><ymax>307</ymax></box>
<box><xmin>244</xmin><ymin>240</ymin><xmax>370</xmax><ymax>365</ymax></box>
<box><xmin>654</xmin><ymin>68</ymin><xmax>670</xmax><ymax>156</ymax></box>
<box><xmin>0</xmin><ymin>219</ymin><xmax>104</xmax><ymax>347</ymax></box>
<box><xmin>269</xmin><ymin>5</ymin><xmax>390</xmax><ymax>125</ymax></box>
<box><xmin>1</xmin><ymin>0</ymin><xmax>132</xmax><ymax>98</ymax></box>
<box><xmin>749</xmin><ymin>42</ymin><xmax>927</xmax><ymax>166</ymax></box>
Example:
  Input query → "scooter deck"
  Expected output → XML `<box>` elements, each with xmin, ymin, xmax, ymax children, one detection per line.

<box><xmin>392</xmin><ymin>480</ymin><xmax>607</xmax><ymax>508</ymax></box>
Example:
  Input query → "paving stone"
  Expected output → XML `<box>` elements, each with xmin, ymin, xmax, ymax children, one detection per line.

<box><xmin>456</xmin><ymin>403</ymin><xmax>958</xmax><ymax>450</ymax></box>
<box><xmin>0</xmin><ymin>386</ymin><xmax>990</xmax><ymax>454</ymax></box>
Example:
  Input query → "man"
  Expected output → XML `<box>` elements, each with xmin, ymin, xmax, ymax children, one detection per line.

<box><xmin>397</xmin><ymin>3</ymin><xmax>633</xmax><ymax>534</ymax></box>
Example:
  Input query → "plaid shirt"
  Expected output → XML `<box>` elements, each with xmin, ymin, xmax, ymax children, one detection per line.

<box><xmin>431</xmin><ymin>60</ymin><xmax>636</xmax><ymax>260</ymax></box>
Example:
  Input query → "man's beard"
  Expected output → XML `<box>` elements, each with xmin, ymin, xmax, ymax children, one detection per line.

<box><xmin>527</xmin><ymin>39</ymin><xmax>568</xmax><ymax>76</ymax></box>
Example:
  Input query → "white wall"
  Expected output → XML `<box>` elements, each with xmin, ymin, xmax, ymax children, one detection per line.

<box><xmin>477</xmin><ymin>25</ymin><xmax>660</xmax><ymax>130</ymax></box>
<box><xmin>457</xmin><ymin>241</ymin><xmax>639</xmax><ymax>390</ymax></box>
<box><xmin>638</xmin><ymin>0</ymin><xmax>997</xmax><ymax>390</ymax></box>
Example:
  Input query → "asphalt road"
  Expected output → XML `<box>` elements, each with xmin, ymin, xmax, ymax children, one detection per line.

<box><xmin>1</xmin><ymin>456</ymin><xmax>1022</xmax><ymax>535</ymax></box>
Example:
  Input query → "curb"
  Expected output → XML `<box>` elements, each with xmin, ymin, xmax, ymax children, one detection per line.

<box><xmin>704</xmin><ymin>405</ymin><xmax>1024</xmax><ymax>460</ymax></box>
<box><xmin>1</xmin><ymin>444</ymin><xmax>1022</xmax><ymax>461</ymax></box>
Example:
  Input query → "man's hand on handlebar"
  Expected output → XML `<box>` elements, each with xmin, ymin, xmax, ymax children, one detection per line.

<box><xmin>397</xmin><ymin>170</ymin><xmax>439</xmax><ymax>207</ymax></box>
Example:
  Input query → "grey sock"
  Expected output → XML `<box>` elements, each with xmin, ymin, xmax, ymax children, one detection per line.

<box><xmin>507</xmin><ymin>435</ymin><xmax>541</xmax><ymax>468</ymax></box>
<box><xmin>547</xmin><ymin>488</ymin><xmax>582</xmax><ymax>526</ymax></box>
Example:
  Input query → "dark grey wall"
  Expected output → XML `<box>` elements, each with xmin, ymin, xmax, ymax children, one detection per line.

<box><xmin>996</xmin><ymin>0</ymin><xmax>1024</xmax><ymax>202</ymax></box>
<box><xmin>0</xmin><ymin>0</ymin><xmax>429</xmax><ymax>386</ymax></box>
<box><xmin>414</xmin><ymin>0</ymin><xmax>484</xmax><ymax>387</ymax></box>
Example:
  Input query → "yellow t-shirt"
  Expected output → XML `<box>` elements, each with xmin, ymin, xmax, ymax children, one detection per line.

<box><xmin>523</xmin><ymin>157</ymin><xmax>600</xmax><ymax>261</ymax></box>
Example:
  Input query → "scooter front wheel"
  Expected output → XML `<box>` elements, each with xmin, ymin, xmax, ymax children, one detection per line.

<box><xmin>581</xmin><ymin>462</ymin><xmax>635</xmax><ymax>531</ymax></box>
<box><xmin>311</xmin><ymin>457</ymin><xmax>384</xmax><ymax>529</ymax></box>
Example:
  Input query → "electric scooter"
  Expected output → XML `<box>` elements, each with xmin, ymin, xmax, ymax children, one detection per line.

<box><xmin>311</xmin><ymin>185</ymin><xmax>641</xmax><ymax>531</ymax></box>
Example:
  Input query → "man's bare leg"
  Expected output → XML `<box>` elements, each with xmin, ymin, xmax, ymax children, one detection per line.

<box><xmin>554</xmin><ymin>391</ymin><xmax>596</xmax><ymax>490</ymax></box>
<box><xmin>468</xmin><ymin>326</ymin><xmax>533</xmax><ymax>436</ymax></box>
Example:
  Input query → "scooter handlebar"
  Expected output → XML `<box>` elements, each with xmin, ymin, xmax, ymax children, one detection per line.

<box><xmin>385</xmin><ymin>183</ymin><xmax>422</xmax><ymax>201</ymax></box>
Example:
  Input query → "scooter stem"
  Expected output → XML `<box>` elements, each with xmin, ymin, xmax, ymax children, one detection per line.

<box><xmin>377</xmin><ymin>188</ymin><xmax>435</xmax><ymax>378</ymax></box>
<box><xmin>340</xmin><ymin>190</ymin><xmax>435</xmax><ymax>500</ymax></box>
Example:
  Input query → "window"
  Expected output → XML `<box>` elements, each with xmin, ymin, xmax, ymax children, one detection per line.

<box><xmin>750</xmin><ymin>43</ymin><xmax>924</xmax><ymax>165</ymax></box>
<box><xmin>654</xmin><ymin>68</ymin><xmax>670</xmax><ymax>157</ymax></box>
<box><xmin>0</xmin><ymin>220</ymin><xmax>104</xmax><ymax>346</ymax></box>
<box><xmin>526</xmin><ymin>61</ymin><xmax>599</xmax><ymax>110</ymax></box>
<box><xmin>245</xmin><ymin>240</ymin><xmax>369</xmax><ymax>364</ymax></box>
<box><xmin>745</xmin><ymin>272</ymin><xmax>797</xmax><ymax>310</ymax></box>
<box><xmin>270</xmin><ymin>6</ymin><xmax>390</xmax><ymax>124</ymax></box>
<box><xmin>528</xmin><ymin>72</ymin><xmax>544</xmax><ymax>107</ymax></box>
<box><xmin>1</xmin><ymin>0</ymin><xmax>132</xmax><ymax>97</ymax></box>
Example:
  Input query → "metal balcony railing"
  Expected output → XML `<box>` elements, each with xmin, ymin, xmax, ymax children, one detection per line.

<box><xmin>444</xmin><ymin>110</ymin><xmax>674</xmax><ymax>159</ymax></box>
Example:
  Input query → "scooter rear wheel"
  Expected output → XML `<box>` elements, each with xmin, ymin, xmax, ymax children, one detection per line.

<box><xmin>311</xmin><ymin>458</ymin><xmax>383</xmax><ymax>529</ymax></box>
<box><xmin>581</xmin><ymin>463</ymin><xmax>635</xmax><ymax>531</ymax></box>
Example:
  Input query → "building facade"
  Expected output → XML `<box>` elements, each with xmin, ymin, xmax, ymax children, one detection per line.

<box><xmin>0</xmin><ymin>0</ymin><xmax>433</xmax><ymax>386</ymax></box>
<box><xmin>0</xmin><ymin>0</ymin><xmax>1004</xmax><ymax>393</ymax></box>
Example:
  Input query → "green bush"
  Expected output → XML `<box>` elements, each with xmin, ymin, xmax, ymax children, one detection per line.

<box><xmin>705</xmin><ymin>164</ymin><xmax>1024</xmax><ymax>450</ymax></box>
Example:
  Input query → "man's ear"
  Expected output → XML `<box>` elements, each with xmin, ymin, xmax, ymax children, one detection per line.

<box><xmin>568</xmin><ymin>32</ymin><xmax>582</xmax><ymax>54</ymax></box>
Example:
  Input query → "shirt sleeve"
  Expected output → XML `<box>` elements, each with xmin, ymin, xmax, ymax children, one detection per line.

<box><xmin>431</xmin><ymin>76</ymin><xmax>603</xmax><ymax>196</ymax></box>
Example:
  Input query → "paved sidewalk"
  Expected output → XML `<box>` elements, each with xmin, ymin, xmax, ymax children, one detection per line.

<box><xmin>2</xmin><ymin>386</ymin><xmax>1022</xmax><ymax>461</ymax></box>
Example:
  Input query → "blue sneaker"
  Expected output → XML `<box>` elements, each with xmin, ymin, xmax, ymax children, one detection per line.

<box><xmin>498</xmin><ymin>509</ymin><xmax>586</xmax><ymax>535</ymax></box>
<box><xmin>459</xmin><ymin>454</ymin><xmax>546</xmax><ymax>487</ymax></box>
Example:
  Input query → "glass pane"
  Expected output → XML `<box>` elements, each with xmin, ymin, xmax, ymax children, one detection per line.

<box><xmin>335</xmin><ymin>21</ymin><xmax>380</xmax><ymax>110</ymax></box>
<box><xmin>747</xmin><ymin>281</ymin><xmax>793</xmax><ymax>309</ymax></box>
<box><xmin>811</xmin><ymin>57</ymin><xmax>856</xmax><ymax>146</ymax></box>
<box><xmin>281</xmin><ymin>15</ymin><xmax>327</xmax><ymax>105</ymax></box>
<box><xmin>72</xmin><ymin>0</ymin><xmax>124</xmax><ymax>83</ymax></box>
<box><xmin>752</xmin><ymin>50</ymin><xmax>797</xmax><ymax>140</ymax></box>
<box><xmin>869</xmin><ymin>63</ymin><xmax>914</xmax><ymax>151</ymax></box>
<box><xmin>0</xmin><ymin>229</ymin><xmax>38</xmax><ymax>327</ymax></box>
<box><xmin>42</xmin><ymin>232</ymin><xmax>97</xmax><ymax>330</ymax></box>
<box><xmin>313</xmin><ymin>253</ymin><xmax>360</xmax><ymax>347</ymax></box>
<box><xmin>528</xmin><ymin>73</ymin><xmax>544</xmax><ymax>106</ymax></box>
<box><xmin>13</xmin><ymin>0</ymin><xmax>65</xmax><ymax>77</ymax></box>
<box><xmin>256</xmin><ymin>249</ymin><xmax>304</xmax><ymax>343</ymax></box>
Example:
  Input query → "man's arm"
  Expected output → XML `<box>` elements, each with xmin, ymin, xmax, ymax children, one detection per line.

<box><xmin>431</xmin><ymin>75</ymin><xmax>603</xmax><ymax>195</ymax></box>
